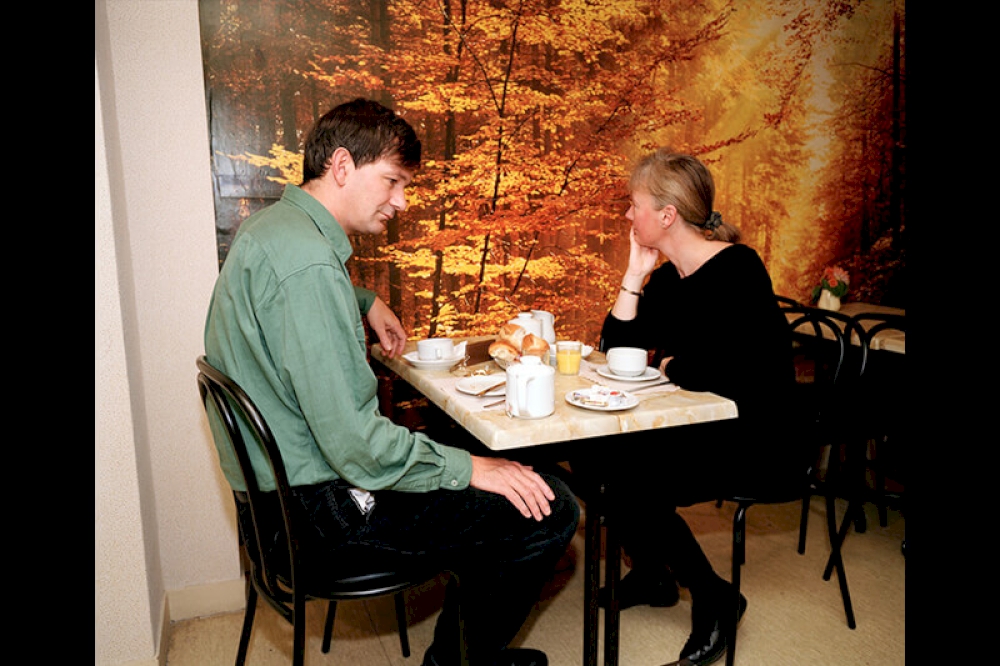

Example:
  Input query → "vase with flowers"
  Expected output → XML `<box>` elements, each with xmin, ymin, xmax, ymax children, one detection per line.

<box><xmin>811</xmin><ymin>266</ymin><xmax>849</xmax><ymax>311</ymax></box>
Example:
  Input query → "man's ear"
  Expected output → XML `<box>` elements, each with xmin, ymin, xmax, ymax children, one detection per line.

<box><xmin>327</xmin><ymin>147</ymin><xmax>355</xmax><ymax>186</ymax></box>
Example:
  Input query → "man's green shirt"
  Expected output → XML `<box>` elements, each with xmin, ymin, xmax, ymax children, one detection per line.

<box><xmin>204</xmin><ymin>185</ymin><xmax>472</xmax><ymax>493</ymax></box>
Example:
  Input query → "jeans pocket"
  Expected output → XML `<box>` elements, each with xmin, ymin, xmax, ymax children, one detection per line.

<box><xmin>292</xmin><ymin>480</ymin><xmax>367</xmax><ymax>542</ymax></box>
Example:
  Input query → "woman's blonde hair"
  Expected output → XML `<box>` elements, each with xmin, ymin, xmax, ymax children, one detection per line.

<box><xmin>629</xmin><ymin>148</ymin><xmax>741</xmax><ymax>243</ymax></box>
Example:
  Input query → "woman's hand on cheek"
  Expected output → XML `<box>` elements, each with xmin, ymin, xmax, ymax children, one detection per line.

<box><xmin>628</xmin><ymin>228</ymin><xmax>660</xmax><ymax>276</ymax></box>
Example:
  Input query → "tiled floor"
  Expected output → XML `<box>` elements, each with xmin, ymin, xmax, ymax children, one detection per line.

<box><xmin>165</xmin><ymin>496</ymin><xmax>905</xmax><ymax>665</ymax></box>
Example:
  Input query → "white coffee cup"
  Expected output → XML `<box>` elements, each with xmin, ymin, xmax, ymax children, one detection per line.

<box><xmin>605</xmin><ymin>346</ymin><xmax>648</xmax><ymax>377</ymax></box>
<box><xmin>417</xmin><ymin>338</ymin><xmax>455</xmax><ymax>361</ymax></box>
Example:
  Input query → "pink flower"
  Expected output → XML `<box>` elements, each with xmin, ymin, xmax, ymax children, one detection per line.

<box><xmin>813</xmin><ymin>265</ymin><xmax>850</xmax><ymax>302</ymax></box>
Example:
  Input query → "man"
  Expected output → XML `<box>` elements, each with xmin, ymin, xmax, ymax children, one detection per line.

<box><xmin>204</xmin><ymin>98</ymin><xmax>578</xmax><ymax>666</ymax></box>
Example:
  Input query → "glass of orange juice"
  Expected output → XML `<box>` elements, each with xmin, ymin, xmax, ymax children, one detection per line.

<box><xmin>556</xmin><ymin>340</ymin><xmax>583</xmax><ymax>375</ymax></box>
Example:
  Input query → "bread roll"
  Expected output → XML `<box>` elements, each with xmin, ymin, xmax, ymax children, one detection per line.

<box><xmin>520</xmin><ymin>333</ymin><xmax>550</xmax><ymax>358</ymax></box>
<box><xmin>498</xmin><ymin>323</ymin><xmax>528</xmax><ymax>350</ymax></box>
<box><xmin>488</xmin><ymin>339</ymin><xmax>520</xmax><ymax>364</ymax></box>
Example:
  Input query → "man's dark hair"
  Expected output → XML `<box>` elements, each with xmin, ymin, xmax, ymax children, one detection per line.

<box><xmin>301</xmin><ymin>98</ymin><xmax>421</xmax><ymax>184</ymax></box>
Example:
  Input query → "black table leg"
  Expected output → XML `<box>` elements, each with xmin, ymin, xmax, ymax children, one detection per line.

<box><xmin>584</xmin><ymin>494</ymin><xmax>601</xmax><ymax>666</ymax></box>
<box><xmin>603</xmin><ymin>495</ymin><xmax>621</xmax><ymax>666</ymax></box>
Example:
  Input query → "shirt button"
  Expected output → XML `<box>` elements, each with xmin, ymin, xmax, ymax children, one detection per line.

<box><xmin>450</xmin><ymin>479</ymin><xmax>458</xmax><ymax>487</ymax></box>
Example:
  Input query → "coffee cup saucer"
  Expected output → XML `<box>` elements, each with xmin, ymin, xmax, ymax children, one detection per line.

<box><xmin>596</xmin><ymin>365</ymin><xmax>661</xmax><ymax>382</ymax></box>
<box><xmin>403</xmin><ymin>351</ymin><xmax>465</xmax><ymax>369</ymax></box>
<box><xmin>403</xmin><ymin>341</ymin><xmax>467</xmax><ymax>369</ymax></box>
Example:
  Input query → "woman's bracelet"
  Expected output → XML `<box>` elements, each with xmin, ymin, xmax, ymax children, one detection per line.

<box><xmin>620</xmin><ymin>285</ymin><xmax>643</xmax><ymax>297</ymax></box>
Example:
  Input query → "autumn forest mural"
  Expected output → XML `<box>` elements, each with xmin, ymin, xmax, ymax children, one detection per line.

<box><xmin>199</xmin><ymin>0</ymin><xmax>905</xmax><ymax>347</ymax></box>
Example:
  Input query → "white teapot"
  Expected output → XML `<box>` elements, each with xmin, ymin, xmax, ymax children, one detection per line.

<box><xmin>505</xmin><ymin>356</ymin><xmax>555</xmax><ymax>419</ymax></box>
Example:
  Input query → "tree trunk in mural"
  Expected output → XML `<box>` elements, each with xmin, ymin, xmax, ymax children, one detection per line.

<box><xmin>889</xmin><ymin>9</ymin><xmax>903</xmax><ymax>250</ymax></box>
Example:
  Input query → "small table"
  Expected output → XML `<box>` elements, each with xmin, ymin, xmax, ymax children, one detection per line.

<box><xmin>836</xmin><ymin>303</ymin><xmax>905</xmax><ymax>354</ymax></box>
<box><xmin>791</xmin><ymin>302</ymin><xmax>905</xmax><ymax>354</ymax></box>
<box><xmin>371</xmin><ymin>338</ymin><xmax>738</xmax><ymax>666</ymax></box>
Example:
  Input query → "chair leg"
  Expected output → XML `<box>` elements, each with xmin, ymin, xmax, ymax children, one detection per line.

<box><xmin>823</xmin><ymin>495</ymin><xmax>857</xmax><ymax>630</ymax></box>
<box><xmin>728</xmin><ymin>503</ymin><xmax>748</xmax><ymax>666</ymax></box>
<box><xmin>798</xmin><ymin>495</ymin><xmax>810</xmax><ymax>554</ymax></box>
<box><xmin>293</xmin><ymin>594</ymin><xmax>307</xmax><ymax>666</ymax></box>
<box><xmin>874</xmin><ymin>436</ymin><xmax>889</xmax><ymax>527</ymax></box>
<box><xmin>322</xmin><ymin>600</ymin><xmax>337</xmax><ymax>653</ymax></box>
<box><xmin>235</xmin><ymin>584</ymin><xmax>257</xmax><ymax>666</ymax></box>
<box><xmin>394</xmin><ymin>591</ymin><xmax>412</xmax><ymax>657</ymax></box>
<box><xmin>823</xmin><ymin>497</ymin><xmax>856</xmax><ymax>581</ymax></box>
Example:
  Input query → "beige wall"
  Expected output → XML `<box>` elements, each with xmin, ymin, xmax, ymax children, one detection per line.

<box><xmin>96</xmin><ymin>1</ymin><xmax>245</xmax><ymax>664</ymax></box>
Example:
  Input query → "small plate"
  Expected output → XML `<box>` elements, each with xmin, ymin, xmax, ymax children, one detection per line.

<box><xmin>596</xmin><ymin>365</ymin><xmax>661</xmax><ymax>382</ymax></box>
<box><xmin>403</xmin><ymin>351</ymin><xmax>466</xmax><ymax>370</ymax></box>
<box><xmin>455</xmin><ymin>376</ymin><xmax>506</xmax><ymax>397</ymax></box>
<box><xmin>565</xmin><ymin>388</ymin><xmax>639</xmax><ymax>412</ymax></box>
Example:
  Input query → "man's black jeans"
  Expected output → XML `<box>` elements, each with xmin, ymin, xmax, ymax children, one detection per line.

<box><xmin>286</xmin><ymin>473</ymin><xmax>580</xmax><ymax>665</ymax></box>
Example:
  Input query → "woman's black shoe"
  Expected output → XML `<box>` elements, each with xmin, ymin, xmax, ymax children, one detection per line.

<box><xmin>598</xmin><ymin>569</ymin><xmax>680</xmax><ymax>610</ymax></box>
<box><xmin>676</xmin><ymin>591</ymin><xmax>748</xmax><ymax>666</ymax></box>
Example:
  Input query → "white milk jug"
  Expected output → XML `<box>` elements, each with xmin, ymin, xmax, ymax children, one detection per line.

<box><xmin>505</xmin><ymin>356</ymin><xmax>555</xmax><ymax>418</ymax></box>
<box><xmin>531</xmin><ymin>309</ymin><xmax>557</xmax><ymax>345</ymax></box>
<box><xmin>509</xmin><ymin>312</ymin><xmax>543</xmax><ymax>338</ymax></box>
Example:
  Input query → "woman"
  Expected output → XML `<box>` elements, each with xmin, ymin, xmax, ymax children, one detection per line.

<box><xmin>570</xmin><ymin>149</ymin><xmax>795</xmax><ymax>666</ymax></box>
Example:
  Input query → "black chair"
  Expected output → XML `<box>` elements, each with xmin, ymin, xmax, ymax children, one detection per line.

<box><xmin>720</xmin><ymin>305</ymin><xmax>864</xmax><ymax>666</ymax></box>
<box><xmin>825</xmin><ymin>312</ymin><xmax>906</xmax><ymax>560</ymax></box>
<box><xmin>197</xmin><ymin>356</ymin><xmax>463</xmax><ymax>666</ymax></box>
<box><xmin>788</xmin><ymin>307</ymin><xmax>870</xmax><ymax>551</ymax></box>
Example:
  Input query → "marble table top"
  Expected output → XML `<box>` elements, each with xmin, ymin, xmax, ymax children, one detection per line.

<box><xmin>791</xmin><ymin>302</ymin><xmax>905</xmax><ymax>354</ymax></box>
<box><xmin>371</xmin><ymin>337</ymin><xmax>738</xmax><ymax>452</ymax></box>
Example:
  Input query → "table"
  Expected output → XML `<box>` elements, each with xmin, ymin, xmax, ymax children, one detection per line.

<box><xmin>371</xmin><ymin>338</ymin><xmax>738</xmax><ymax>666</ymax></box>
<box><xmin>789</xmin><ymin>302</ymin><xmax>905</xmax><ymax>354</ymax></box>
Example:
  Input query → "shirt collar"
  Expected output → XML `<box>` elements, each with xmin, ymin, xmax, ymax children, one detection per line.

<box><xmin>281</xmin><ymin>184</ymin><xmax>354</xmax><ymax>263</ymax></box>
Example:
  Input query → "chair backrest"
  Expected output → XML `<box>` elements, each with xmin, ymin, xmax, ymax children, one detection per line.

<box><xmin>851</xmin><ymin>313</ymin><xmax>906</xmax><ymax>458</ymax></box>
<box><xmin>783</xmin><ymin>305</ymin><xmax>868</xmax><ymax>439</ymax></box>
<box><xmin>197</xmin><ymin>355</ymin><xmax>300</xmax><ymax>616</ymax></box>
<box><xmin>853</xmin><ymin>313</ymin><xmax>906</xmax><ymax>373</ymax></box>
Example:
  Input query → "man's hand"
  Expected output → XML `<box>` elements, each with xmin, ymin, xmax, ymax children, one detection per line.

<box><xmin>469</xmin><ymin>455</ymin><xmax>556</xmax><ymax>521</ymax></box>
<box><xmin>366</xmin><ymin>296</ymin><xmax>408</xmax><ymax>358</ymax></box>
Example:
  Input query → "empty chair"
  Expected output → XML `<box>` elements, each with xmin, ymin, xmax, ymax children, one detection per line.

<box><xmin>719</xmin><ymin>305</ymin><xmax>864</xmax><ymax>665</ymax></box>
<box><xmin>828</xmin><ymin>312</ymin><xmax>906</xmax><ymax>559</ymax></box>
<box><xmin>197</xmin><ymin>356</ymin><xmax>461</xmax><ymax>666</ymax></box>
